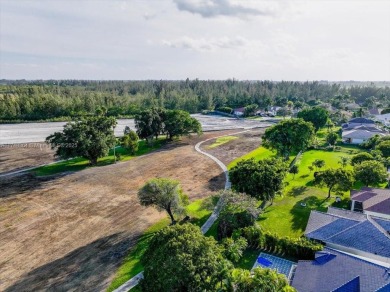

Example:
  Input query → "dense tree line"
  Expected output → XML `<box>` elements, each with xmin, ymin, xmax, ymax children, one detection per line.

<box><xmin>1</xmin><ymin>79</ymin><xmax>389</xmax><ymax>120</ymax></box>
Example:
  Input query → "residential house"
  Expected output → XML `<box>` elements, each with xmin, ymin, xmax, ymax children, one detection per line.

<box><xmin>305</xmin><ymin>207</ymin><xmax>390</xmax><ymax>263</ymax></box>
<box><xmin>375</xmin><ymin>113</ymin><xmax>390</xmax><ymax>127</ymax></box>
<box><xmin>342</xmin><ymin>118</ymin><xmax>388</xmax><ymax>144</ymax></box>
<box><xmin>291</xmin><ymin>247</ymin><xmax>390</xmax><ymax>292</ymax></box>
<box><xmin>233</xmin><ymin>107</ymin><xmax>245</xmax><ymax>116</ymax></box>
<box><xmin>351</xmin><ymin>187</ymin><xmax>390</xmax><ymax>220</ymax></box>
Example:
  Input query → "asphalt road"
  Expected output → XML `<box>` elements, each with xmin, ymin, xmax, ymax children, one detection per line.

<box><xmin>0</xmin><ymin>114</ymin><xmax>273</xmax><ymax>145</ymax></box>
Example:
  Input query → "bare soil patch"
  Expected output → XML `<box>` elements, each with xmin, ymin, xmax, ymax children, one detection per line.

<box><xmin>200</xmin><ymin>128</ymin><xmax>266</xmax><ymax>165</ymax></box>
<box><xmin>0</xmin><ymin>143</ymin><xmax>56</xmax><ymax>174</ymax></box>
<box><xmin>0</xmin><ymin>131</ymin><xmax>235</xmax><ymax>292</ymax></box>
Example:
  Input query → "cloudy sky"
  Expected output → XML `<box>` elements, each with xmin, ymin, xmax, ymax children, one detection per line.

<box><xmin>1</xmin><ymin>0</ymin><xmax>389</xmax><ymax>80</ymax></box>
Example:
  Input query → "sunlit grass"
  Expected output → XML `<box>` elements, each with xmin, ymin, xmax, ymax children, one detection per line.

<box><xmin>206</xmin><ymin>136</ymin><xmax>238</xmax><ymax>149</ymax></box>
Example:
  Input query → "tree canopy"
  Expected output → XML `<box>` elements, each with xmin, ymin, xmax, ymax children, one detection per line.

<box><xmin>297</xmin><ymin>107</ymin><xmax>329</xmax><ymax>132</ymax></box>
<box><xmin>354</xmin><ymin>160</ymin><xmax>388</xmax><ymax>187</ymax></box>
<box><xmin>262</xmin><ymin>118</ymin><xmax>314</xmax><ymax>160</ymax></box>
<box><xmin>121</xmin><ymin>126</ymin><xmax>139</xmax><ymax>154</ymax></box>
<box><xmin>140</xmin><ymin>224</ymin><xmax>232</xmax><ymax>292</ymax></box>
<box><xmin>230</xmin><ymin>267</ymin><xmax>296</xmax><ymax>292</ymax></box>
<box><xmin>315</xmin><ymin>168</ymin><xmax>355</xmax><ymax>198</ymax></box>
<box><xmin>350</xmin><ymin>152</ymin><xmax>374</xmax><ymax>166</ymax></box>
<box><xmin>46</xmin><ymin>115</ymin><xmax>116</xmax><ymax>165</ymax></box>
<box><xmin>229</xmin><ymin>158</ymin><xmax>287</xmax><ymax>202</ymax></box>
<box><xmin>138</xmin><ymin>178</ymin><xmax>188</xmax><ymax>224</ymax></box>
<box><xmin>377</xmin><ymin>141</ymin><xmax>390</xmax><ymax>158</ymax></box>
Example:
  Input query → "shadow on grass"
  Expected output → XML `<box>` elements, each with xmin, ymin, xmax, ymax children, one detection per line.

<box><xmin>5</xmin><ymin>232</ymin><xmax>141</xmax><ymax>292</ymax></box>
<box><xmin>290</xmin><ymin>196</ymin><xmax>328</xmax><ymax>232</ymax></box>
<box><xmin>287</xmin><ymin>186</ymin><xmax>308</xmax><ymax>197</ymax></box>
<box><xmin>331</xmin><ymin>197</ymin><xmax>351</xmax><ymax>210</ymax></box>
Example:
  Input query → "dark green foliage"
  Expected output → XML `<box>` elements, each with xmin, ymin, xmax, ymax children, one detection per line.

<box><xmin>221</xmin><ymin>237</ymin><xmax>248</xmax><ymax>263</ymax></box>
<box><xmin>229</xmin><ymin>158</ymin><xmax>287</xmax><ymax>202</ymax></box>
<box><xmin>262</xmin><ymin>118</ymin><xmax>315</xmax><ymax>160</ymax></box>
<box><xmin>297</xmin><ymin>107</ymin><xmax>329</xmax><ymax>131</ymax></box>
<box><xmin>238</xmin><ymin>226</ymin><xmax>323</xmax><ymax>260</ymax></box>
<box><xmin>134</xmin><ymin>107</ymin><xmax>165</xmax><ymax>140</ymax></box>
<box><xmin>289</xmin><ymin>165</ymin><xmax>299</xmax><ymax>179</ymax></box>
<box><xmin>230</xmin><ymin>267</ymin><xmax>296</xmax><ymax>292</ymax></box>
<box><xmin>138</xmin><ymin>178</ymin><xmax>188</xmax><ymax>224</ymax></box>
<box><xmin>381</xmin><ymin>108</ymin><xmax>390</xmax><ymax>114</ymax></box>
<box><xmin>217</xmin><ymin>190</ymin><xmax>260</xmax><ymax>240</ymax></box>
<box><xmin>376</xmin><ymin>141</ymin><xmax>390</xmax><ymax>158</ymax></box>
<box><xmin>140</xmin><ymin>224</ymin><xmax>232</xmax><ymax>292</ymax></box>
<box><xmin>314</xmin><ymin>168</ymin><xmax>355</xmax><ymax>198</ymax></box>
<box><xmin>1</xmin><ymin>80</ymin><xmax>389</xmax><ymax>121</ymax></box>
<box><xmin>350</xmin><ymin>152</ymin><xmax>374</xmax><ymax>165</ymax></box>
<box><xmin>354</xmin><ymin>160</ymin><xmax>388</xmax><ymax>186</ymax></box>
<box><xmin>134</xmin><ymin>108</ymin><xmax>202</xmax><ymax>141</ymax></box>
<box><xmin>326</xmin><ymin>131</ymin><xmax>338</xmax><ymax>146</ymax></box>
<box><xmin>46</xmin><ymin>115</ymin><xmax>116</xmax><ymax>165</ymax></box>
<box><xmin>121</xmin><ymin>127</ymin><xmax>139</xmax><ymax>154</ymax></box>
<box><xmin>164</xmin><ymin>109</ymin><xmax>202</xmax><ymax>140</ymax></box>
<box><xmin>217</xmin><ymin>106</ymin><xmax>233</xmax><ymax>114</ymax></box>
<box><xmin>244</xmin><ymin>104</ymin><xmax>258</xmax><ymax>117</ymax></box>
<box><xmin>312</xmin><ymin>159</ymin><xmax>325</xmax><ymax>170</ymax></box>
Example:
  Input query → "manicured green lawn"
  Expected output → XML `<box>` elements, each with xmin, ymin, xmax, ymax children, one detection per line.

<box><xmin>207</xmin><ymin>136</ymin><xmax>238</xmax><ymax>149</ymax></box>
<box><xmin>34</xmin><ymin>139</ymin><xmax>164</xmax><ymax>176</ymax></box>
<box><xmin>107</xmin><ymin>198</ymin><xmax>216</xmax><ymax>292</ymax></box>
<box><xmin>228</xmin><ymin>146</ymin><xmax>276</xmax><ymax>169</ymax></box>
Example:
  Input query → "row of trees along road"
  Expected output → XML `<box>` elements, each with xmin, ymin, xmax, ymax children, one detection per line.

<box><xmin>47</xmin><ymin>108</ymin><xmax>201</xmax><ymax>165</ymax></box>
<box><xmin>135</xmin><ymin>107</ymin><xmax>202</xmax><ymax>142</ymax></box>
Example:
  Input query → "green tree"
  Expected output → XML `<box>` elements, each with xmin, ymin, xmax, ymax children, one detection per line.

<box><xmin>312</xmin><ymin>159</ymin><xmax>325</xmax><ymax>171</ymax></box>
<box><xmin>326</xmin><ymin>131</ymin><xmax>338</xmax><ymax>146</ymax></box>
<box><xmin>138</xmin><ymin>178</ymin><xmax>188</xmax><ymax>224</ymax></box>
<box><xmin>221</xmin><ymin>237</ymin><xmax>248</xmax><ymax>263</ymax></box>
<box><xmin>46</xmin><ymin>115</ymin><xmax>116</xmax><ymax>165</ymax></box>
<box><xmin>229</xmin><ymin>158</ymin><xmax>287</xmax><ymax>203</ymax></box>
<box><xmin>289</xmin><ymin>164</ymin><xmax>299</xmax><ymax>179</ymax></box>
<box><xmin>134</xmin><ymin>107</ymin><xmax>165</xmax><ymax>140</ymax></box>
<box><xmin>217</xmin><ymin>190</ymin><xmax>260</xmax><ymax>239</ymax></box>
<box><xmin>354</xmin><ymin>161</ymin><xmax>388</xmax><ymax>186</ymax></box>
<box><xmin>230</xmin><ymin>267</ymin><xmax>296</xmax><ymax>292</ymax></box>
<box><xmin>297</xmin><ymin>107</ymin><xmax>329</xmax><ymax>132</ymax></box>
<box><xmin>376</xmin><ymin>140</ymin><xmax>390</xmax><ymax>158</ymax></box>
<box><xmin>315</xmin><ymin>168</ymin><xmax>355</xmax><ymax>198</ymax></box>
<box><xmin>262</xmin><ymin>118</ymin><xmax>315</xmax><ymax>160</ymax></box>
<box><xmin>338</xmin><ymin>156</ymin><xmax>349</xmax><ymax>168</ymax></box>
<box><xmin>163</xmin><ymin>109</ymin><xmax>202</xmax><ymax>140</ymax></box>
<box><xmin>350</xmin><ymin>152</ymin><xmax>374</xmax><ymax>166</ymax></box>
<box><xmin>244</xmin><ymin>104</ymin><xmax>258</xmax><ymax>117</ymax></box>
<box><xmin>121</xmin><ymin>127</ymin><xmax>139</xmax><ymax>154</ymax></box>
<box><xmin>140</xmin><ymin>224</ymin><xmax>232</xmax><ymax>292</ymax></box>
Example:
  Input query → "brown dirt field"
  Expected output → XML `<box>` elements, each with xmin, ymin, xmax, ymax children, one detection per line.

<box><xmin>200</xmin><ymin>128</ymin><xmax>266</xmax><ymax>165</ymax></box>
<box><xmin>0</xmin><ymin>143</ymin><xmax>56</xmax><ymax>174</ymax></box>
<box><xmin>0</xmin><ymin>130</ymin><xmax>239</xmax><ymax>292</ymax></box>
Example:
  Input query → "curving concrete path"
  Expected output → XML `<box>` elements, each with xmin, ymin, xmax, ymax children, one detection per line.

<box><xmin>113</xmin><ymin>130</ymin><xmax>248</xmax><ymax>292</ymax></box>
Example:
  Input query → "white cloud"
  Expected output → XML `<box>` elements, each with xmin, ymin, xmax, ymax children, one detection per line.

<box><xmin>162</xmin><ymin>36</ymin><xmax>255</xmax><ymax>52</ymax></box>
<box><xmin>173</xmin><ymin>0</ymin><xmax>273</xmax><ymax>18</ymax></box>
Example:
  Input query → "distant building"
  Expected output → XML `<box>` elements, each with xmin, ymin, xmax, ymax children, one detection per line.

<box><xmin>305</xmin><ymin>207</ymin><xmax>390</xmax><ymax>263</ymax></box>
<box><xmin>233</xmin><ymin>107</ymin><xmax>245</xmax><ymax>116</ymax></box>
<box><xmin>342</xmin><ymin>118</ymin><xmax>388</xmax><ymax>144</ymax></box>
<box><xmin>375</xmin><ymin>113</ymin><xmax>390</xmax><ymax>126</ymax></box>
<box><xmin>291</xmin><ymin>247</ymin><xmax>390</xmax><ymax>292</ymax></box>
<box><xmin>351</xmin><ymin>187</ymin><xmax>390</xmax><ymax>220</ymax></box>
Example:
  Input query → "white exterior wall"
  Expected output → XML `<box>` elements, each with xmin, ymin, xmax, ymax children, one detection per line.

<box><xmin>234</xmin><ymin>111</ymin><xmax>244</xmax><ymax>116</ymax></box>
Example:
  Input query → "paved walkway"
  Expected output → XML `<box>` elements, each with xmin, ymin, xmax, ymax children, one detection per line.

<box><xmin>113</xmin><ymin>130</ymin><xmax>248</xmax><ymax>292</ymax></box>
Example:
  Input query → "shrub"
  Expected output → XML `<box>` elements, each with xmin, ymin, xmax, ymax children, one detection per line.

<box><xmin>238</xmin><ymin>227</ymin><xmax>323</xmax><ymax>260</ymax></box>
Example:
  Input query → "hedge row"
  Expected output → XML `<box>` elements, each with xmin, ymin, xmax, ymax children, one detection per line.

<box><xmin>238</xmin><ymin>226</ymin><xmax>323</xmax><ymax>260</ymax></box>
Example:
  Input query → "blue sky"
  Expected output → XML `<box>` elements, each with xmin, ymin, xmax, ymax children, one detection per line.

<box><xmin>1</xmin><ymin>0</ymin><xmax>389</xmax><ymax>80</ymax></box>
